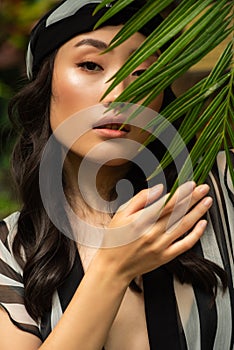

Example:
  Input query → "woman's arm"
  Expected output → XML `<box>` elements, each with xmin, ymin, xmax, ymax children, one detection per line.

<box><xmin>0</xmin><ymin>183</ymin><xmax>212</xmax><ymax>350</ymax></box>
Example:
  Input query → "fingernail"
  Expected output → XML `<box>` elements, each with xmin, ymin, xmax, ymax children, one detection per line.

<box><xmin>197</xmin><ymin>184</ymin><xmax>210</xmax><ymax>194</ymax></box>
<box><xmin>183</xmin><ymin>181</ymin><xmax>196</xmax><ymax>188</ymax></box>
<box><xmin>182</xmin><ymin>181</ymin><xmax>196</xmax><ymax>192</ymax></box>
<box><xmin>150</xmin><ymin>184</ymin><xmax>164</xmax><ymax>194</ymax></box>
<box><xmin>198</xmin><ymin>220</ymin><xmax>208</xmax><ymax>229</ymax></box>
<box><xmin>189</xmin><ymin>181</ymin><xmax>196</xmax><ymax>187</ymax></box>
<box><xmin>202</xmin><ymin>197</ymin><xmax>213</xmax><ymax>207</ymax></box>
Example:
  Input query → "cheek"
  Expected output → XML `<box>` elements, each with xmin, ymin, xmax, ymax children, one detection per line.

<box><xmin>129</xmin><ymin>128</ymin><xmax>151</xmax><ymax>146</ymax></box>
<box><xmin>50</xmin><ymin>70</ymin><xmax>101</xmax><ymax>131</ymax></box>
<box><xmin>148</xmin><ymin>92</ymin><xmax>164</xmax><ymax>113</ymax></box>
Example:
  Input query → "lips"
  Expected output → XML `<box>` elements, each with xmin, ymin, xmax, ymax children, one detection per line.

<box><xmin>92</xmin><ymin>116</ymin><xmax>130</xmax><ymax>132</ymax></box>
<box><xmin>94</xmin><ymin>123</ymin><xmax>130</xmax><ymax>132</ymax></box>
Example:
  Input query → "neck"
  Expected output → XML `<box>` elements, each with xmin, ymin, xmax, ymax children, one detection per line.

<box><xmin>63</xmin><ymin>151</ymin><xmax>132</xmax><ymax>223</ymax></box>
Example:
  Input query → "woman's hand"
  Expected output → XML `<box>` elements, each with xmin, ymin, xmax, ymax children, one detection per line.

<box><xmin>38</xmin><ymin>182</ymin><xmax>211</xmax><ymax>350</ymax></box>
<box><xmin>96</xmin><ymin>182</ymin><xmax>212</xmax><ymax>284</ymax></box>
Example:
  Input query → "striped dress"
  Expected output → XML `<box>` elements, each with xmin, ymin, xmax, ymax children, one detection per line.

<box><xmin>0</xmin><ymin>151</ymin><xmax>233</xmax><ymax>349</ymax></box>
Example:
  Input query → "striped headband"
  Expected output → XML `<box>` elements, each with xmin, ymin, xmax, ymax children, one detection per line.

<box><xmin>26</xmin><ymin>0</ymin><xmax>164</xmax><ymax>80</ymax></box>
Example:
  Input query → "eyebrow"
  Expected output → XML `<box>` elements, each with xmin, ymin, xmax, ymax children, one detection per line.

<box><xmin>74</xmin><ymin>38</ymin><xmax>108</xmax><ymax>50</ymax></box>
<box><xmin>73</xmin><ymin>38</ymin><xmax>160</xmax><ymax>59</ymax></box>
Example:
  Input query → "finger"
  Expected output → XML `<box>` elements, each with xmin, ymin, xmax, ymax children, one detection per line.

<box><xmin>159</xmin><ymin>181</ymin><xmax>196</xmax><ymax>215</ymax></box>
<box><xmin>164</xmin><ymin>219</ymin><xmax>208</xmax><ymax>259</ymax></box>
<box><xmin>185</xmin><ymin>183</ymin><xmax>210</xmax><ymax>210</ymax></box>
<box><xmin>160</xmin><ymin>196</ymin><xmax>212</xmax><ymax>244</ymax></box>
<box><xmin>158</xmin><ymin>184</ymin><xmax>211</xmax><ymax>229</ymax></box>
<box><xmin>158</xmin><ymin>183</ymin><xmax>210</xmax><ymax>222</ymax></box>
<box><xmin>140</xmin><ymin>181</ymin><xmax>196</xmax><ymax>224</ymax></box>
<box><xmin>118</xmin><ymin>184</ymin><xmax>164</xmax><ymax>215</ymax></box>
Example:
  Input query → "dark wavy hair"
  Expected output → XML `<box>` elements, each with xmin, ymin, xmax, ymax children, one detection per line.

<box><xmin>9</xmin><ymin>52</ymin><xmax>227</xmax><ymax>322</ymax></box>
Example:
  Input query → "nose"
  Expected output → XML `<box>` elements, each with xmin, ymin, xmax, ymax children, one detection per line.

<box><xmin>102</xmin><ymin>79</ymin><xmax>127</xmax><ymax>107</ymax></box>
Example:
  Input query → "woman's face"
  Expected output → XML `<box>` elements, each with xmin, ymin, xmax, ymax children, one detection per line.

<box><xmin>50</xmin><ymin>25</ymin><xmax>163</xmax><ymax>165</ymax></box>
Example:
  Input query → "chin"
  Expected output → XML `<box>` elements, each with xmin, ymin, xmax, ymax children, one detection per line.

<box><xmin>80</xmin><ymin>153</ymin><xmax>130</xmax><ymax>167</ymax></box>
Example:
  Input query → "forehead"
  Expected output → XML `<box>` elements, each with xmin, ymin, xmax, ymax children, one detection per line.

<box><xmin>59</xmin><ymin>25</ymin><xmax>147</xmax><ymax>51</ymax></box>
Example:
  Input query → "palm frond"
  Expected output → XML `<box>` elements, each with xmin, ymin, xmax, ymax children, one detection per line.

<box><xmin>147</xmin><ymin>43</ymin><xmax>233</xmax><ymax>185</ymax></box>
<box><xmin>100</xmin><ymin>0</ymin><xmax>230</xmax><ymax>99</ymax></box>
<box><xmin>94</xmin><ymin>0</ymin><xmax>174</xmax><ymax>44</ymax></box>
<box><xmin>93</xmin><ymin>0</ymin><xmax>134</xmax><ymax>16</ymax></box>
<box><xmin>95</xmin><ymin>0</ymin><xmax>234</xmax><ymax>187</ymax></box>
<box><xmin>108</xmin><ymin>5</ymin><xmax>232</xmax><ymax>104</ymax></box>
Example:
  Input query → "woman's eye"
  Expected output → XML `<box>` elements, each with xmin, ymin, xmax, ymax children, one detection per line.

<box><xmin>132</xmin><ymin>69</ymin><xmax>146</xmax><ymax>77</ymax></box>
<box><xmin>77</xmin><ymin>61</ymin><xmax>103</xmax><ymax>72</ymax></box>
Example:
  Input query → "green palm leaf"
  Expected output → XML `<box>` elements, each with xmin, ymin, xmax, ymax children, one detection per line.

<box><xmin>94</xmin><ymin>0</ymin><xmax>174</xmax><ymax>41</ymax></box>
<box><xmin>147</xmin><ymin>42</ymin><xmax>233</xmax><ymax>185</ymax></box>
<box><xmin>95</xmin><ymin>0</ymin><xmax>234</xmax><ymax>188</ymax></box>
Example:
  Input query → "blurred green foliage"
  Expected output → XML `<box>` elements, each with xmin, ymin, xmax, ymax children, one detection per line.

<box><xmin>0</xmin><ymin>0</ymin><xmax>57</xmax><ymax>219</ymax></box>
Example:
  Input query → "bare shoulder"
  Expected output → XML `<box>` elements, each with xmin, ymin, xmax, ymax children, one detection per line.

<box><xmin>0</xmin><ymin>307</ymin><xmax>42</xmax><ymax>350</ymax></box>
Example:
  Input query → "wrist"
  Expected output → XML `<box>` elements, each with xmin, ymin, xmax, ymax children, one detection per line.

<box><xmin>90</xmin><ymin>249</ymin><xmax>132</xmax><ymax>291</ymax></box>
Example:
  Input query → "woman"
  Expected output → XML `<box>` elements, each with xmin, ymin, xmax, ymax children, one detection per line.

<box><xmin>0</xmin><ymin>1</ymin><xmax>233</xmax><ymax>349</ymax></box>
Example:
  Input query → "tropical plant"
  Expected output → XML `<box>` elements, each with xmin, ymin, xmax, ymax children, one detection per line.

<box><xmin>94</xmin><ymin>0</ymin><xmax>234</xmax><ymax>190</ymax></box>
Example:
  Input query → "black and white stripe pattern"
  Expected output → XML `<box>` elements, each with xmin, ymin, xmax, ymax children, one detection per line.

<box><xmin>0</xmin><ymin>212</ymin><xmax>41</xmax><ymax>339</ymax></box>
<box><xmin>26</xmin><ymin>0</ymin><xmax>163</xmax><ymax>80</ymax></box>
<box><xmin>0</xmin><ymin>151</ymin><xmax>233</xmax><ymax>348</ymax></box>
<box><xmin>26</xmin><ymin>0</ymin><xmax>103</xmax><ymax>79</ymax></box>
